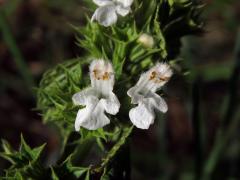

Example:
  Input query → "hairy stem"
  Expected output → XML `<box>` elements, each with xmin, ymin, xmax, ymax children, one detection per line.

<box><xmin>92</xmin><ymin>126</ymin><xmax>133</xmax><ymax>174</ymax></box>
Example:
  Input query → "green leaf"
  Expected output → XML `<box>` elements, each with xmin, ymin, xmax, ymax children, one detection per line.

<box><xmin>15</xmin><ymin>171</ymin><xmax>24</xmax><ymax>180</ymax></box>
<box><xmin>168</xmin><ymin>0</ymin><xmax>174</xmax><ymax>6</ymax></box>
<box><xmin>80</xmin><ymin>128</ymin><xmax>107</xmax><ymax>141</ymax></box>
<box><xmin>30</xmin><ymin>144</ymin><xmax>46</xmax><ymax>162</ymax></box>
<box><xmin>1</xmin><ymin>136</ymin><xmax>46</xmax><ymax>179</ymax></box>
<box><xmin>20</xmin><ymin>134</ymin><xmax>33</xmax><ymax>159</ymax></box>
<box><xmin>73</xmin><ymin>167</ymin><xmax>90</xmax><ymax>179</ymax></box>
<box><xmin>37</xmin><ymin>58</ymin><xmax>91</xmax><ymax>136</ymax></box>
<box><xmin>1</xmin><ymin>139</ymin><xmax>14</xmax><ymax>155</ymax></box>
<box><xmin>84</xmin><ymin>169</ymin><xmax>90</xmax><ymax>180</ymax></box>
<box><xmin>51</xmin><ymin>154</ymin><xmax>90</xmax><ymax>179</ymax></box>
<box><xmin>51</xmin><ymin>168</ymin><xmax>59</xmax><ymax>180</ymax></box>
<box><xmin>153</xmin><ymin>4</ymin><xmax>168</xmax><ymax>59</ymax></box>
<box><xmin>100</xmin><ymin>168</ymin><xmax>114</xmax><ymax>180</ymax></box>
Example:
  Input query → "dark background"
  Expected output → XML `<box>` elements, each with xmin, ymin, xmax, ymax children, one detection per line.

<box><xmin>0</xmin><ymin>0</ymin><xmax>240</xmax><ymax>179</ymax></box>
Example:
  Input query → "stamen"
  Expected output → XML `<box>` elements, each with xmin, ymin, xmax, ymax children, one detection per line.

<box><xmin>102</xmin><ymin>72</ymin><xmax>110</xmax><ymax>80</ymax></box>
<box><xmin>159</xmin><ymin>76</ymin><xmax>170</xmax><ymax>81</ymax></box>
<box><xmin>93</xmin><ymin>69</ymin><xmax>99</xmax><ymax>79</ymax></box>
<box><xmin>92</xmin><ymin>68</ymin><xmax>110</xmax><ymax>80</ymax></box>
<box><xmin>149</xmin><ymin>71</ymin><xmax>157</xmax><ymax>80</ymax></box>
<box><xmin>149</xmin><ymin>71</ymin><xmax>170</xmax><ymax>83</ymax></box>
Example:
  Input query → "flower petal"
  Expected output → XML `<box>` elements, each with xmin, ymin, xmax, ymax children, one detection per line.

<box><xmin>93</xmin><ymin>0</ymin><xmax>113</xmax><ymax>6</ymax></box>
<box><xmin>101</xmin><ymin>92</ymin><xmax>120</xmax><ymax>115</ymax></box>
<box><xmin>129</xmin><ymin>101</ymin><xmax>155</xmax><ymax>129</ymax></box>
<box><xmin>89</xmin><ymin>59</ymin><xmax>115</xmax><ymax>97</ymax></box>
<box><xmin>75</xmin><ymin>108</ymin><xmax>91</xmax><ymax>131</ymax></box>
<box><xmin>146</xmin><ymin>92</ymin><xmax>168</xmax><ymax>113</ymax></box>
<box><xmin>75</xmin><ymin>97</ymin><xmax>110</xmax><ymax>131</ymax></box>
<box><xmin>117</xmin><ymin>0</ymin><xmax>133</xmax><ymax>7</ymax></box>
<box><xmin>127</xmin><ymin>85</ymin><xmax>144</xmax><ymax>104</ymax></box>
<box><xmin>75</xmin><ymin>96</ymin><xmax>99</xmax><ymax>131</ymax></box>
<box><xmin>91</xmin><ymin>5</ymin><xmax>117</xmax><ymax>27</ymax></box>
<box><xmin>116</xmin><ymin>5</ymin><xmax>130</xmax><ymax>16</ymax></box>
<box><xmin>72</xmin><ymin>87</ymin><xmax>97</xmax><ymax>106</ymax></box>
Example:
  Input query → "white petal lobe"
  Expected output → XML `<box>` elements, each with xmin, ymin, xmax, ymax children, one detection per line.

<box><xmin>116</xmin><ymin>5</ymin><xmax>131</xmax><ymax>16</ymax></box>
<box><xmin>93</xmin><ymin>0</ymin><xmax>113</xmax><ymax>6</ymax></box>
<box><xmin>101</xmin><ymin>92</ymin><xmax>120</xmax><ymax>115</ymax></box>
<box><xmin>129</xmin><ymin>103</ymin><xmax>154</xmax><ymax>129</ymax></box>
<box><xmin>74</xmin><ymin>96</ymin><xmax>99</xmax><ymax>131</ymax></box>
<box><xmin>127</xmin><ymin>86</ymin><xmax>144</xmax><ymax>104</ymax></box>
<box><xmin>75</xmin><ymin>98</ymin><xmax>111</xmax><ymax>131</ymax></box>
<box><xmin>72</xmin><ymin>88</ymin><xmax>96</xmax><ymax>106</ymax></box>
<box><xmin>80</xmin><ymin>103</ymin><xmax>110</xmax><ymax>130</ymax></box>
<box><xmin>91</xmin><ymin>6</ymin><xmax>117</xmax><ymax>27</ymax></box>
<box><xmin>117</xmin><ymin>0</ymin><xmax>133</xmax><ymax>7</ymax></box>
<box><xmin>150</xmin><ymin>93</ymin><xmax>168</xmax><ymax>113</ymax></box>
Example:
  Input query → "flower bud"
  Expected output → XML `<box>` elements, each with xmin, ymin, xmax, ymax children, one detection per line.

<box><xmin>138</xmin><ymin>33</ymin><xmax>154</xmax><ymax>48</ymax></box>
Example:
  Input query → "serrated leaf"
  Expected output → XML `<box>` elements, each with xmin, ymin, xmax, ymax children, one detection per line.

<box><xmin>51</xmin><ymin>154</ymin><xmax>90</xmax><ymax>179</ymax></box>
<box><xmin>30</xmin><ymin>143</ymin><xmax>46</xmax><ymax>162</ymax></box>
<box><xmin>20</xmin><ymin>134</ymin><xmax>33</xmax><ymax>160</ymax></box>
<box><xmin>1</xmin><ymin>136</ymin><xmax>47</xmax><ymax>179</ymax></box>
<box><xmin>37</xmin><ymin>58</ymin><xmax>90</xmax><ymax>136</ymax></box>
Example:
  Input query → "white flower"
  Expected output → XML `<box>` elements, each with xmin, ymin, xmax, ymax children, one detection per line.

<box><xmin>138</xmin><ymin>33</ymin><xmax>154</xmax><ymax>48</ymax></box>
<box><xmin>127</xmin><ymin>63</ymin><xmax>173</xmax><ymax>129</ymax></box>
<box><xmin>72</xmin><ymin>59</ymin><xmax>120</xmax><ymax>131</ymax></box>
<box><xmin>91</xmin><ymin>0</ymin><xmax>133</xmax><ymax>27</ymax></box>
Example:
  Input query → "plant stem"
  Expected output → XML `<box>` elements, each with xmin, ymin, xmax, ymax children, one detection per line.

<box><xmin>92</xmin><ymin>126</ymin><xmax>133</xmax><ymax>174</ymax></box>
<box><xmin>0</xmin><ymin>11</ymin><xmax>35</xmax><ymax>93</ymax></box>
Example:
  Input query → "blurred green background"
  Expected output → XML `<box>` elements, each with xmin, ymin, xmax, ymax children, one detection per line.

<box><xmin>0</xmin><ymin>0</ymin><xmax>240</xmax><ymax>179</ymax></box>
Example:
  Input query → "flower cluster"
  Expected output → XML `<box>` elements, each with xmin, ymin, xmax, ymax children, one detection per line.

<box><xmin>72</xmin><ymin>0</ymin><xmax>173</xmax><ymax>131</ymax></box>
<box><xmin>73</xmin><ymin>60</ymin><xmax>172</xmax><ymax>131</ymax></box>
